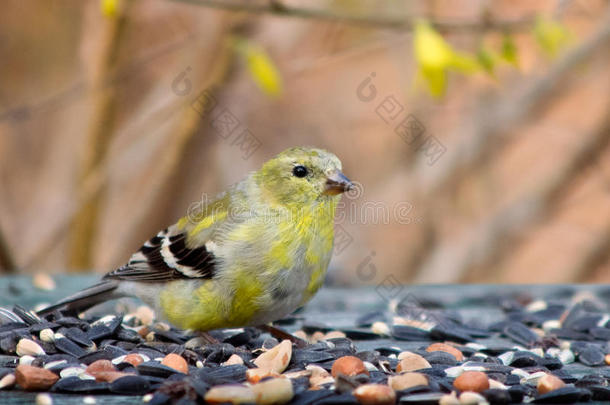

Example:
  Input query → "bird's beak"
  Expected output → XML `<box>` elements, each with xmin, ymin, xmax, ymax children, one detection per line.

<box><xmin>323</xmin><ymin>171</ymin><xmax>353</xmax><ymax>196</ymax></box>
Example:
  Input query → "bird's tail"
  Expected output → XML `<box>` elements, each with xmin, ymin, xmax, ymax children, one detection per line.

<box><xmin>36</xmin><ymin>280</ymin><xmax>122</xmax><ymax>317</ymax></box>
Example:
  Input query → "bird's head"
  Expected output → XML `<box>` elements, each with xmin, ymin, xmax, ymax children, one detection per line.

<box><xmin>255</xmin><ymin>147</ymin><xmax>353</xmax><ymax>207</ymax></box>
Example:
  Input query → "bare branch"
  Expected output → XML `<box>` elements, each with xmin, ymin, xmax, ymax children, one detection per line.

<box><xmin>68</xmin><ymin>0</ymin><xmax>134</xmax><ymax>270</ymax></box>
<box><xmin>571</xmin><ymin>224</ymin><xmax>610</xmax><ymax>281</ymax></box>
<box><xmin>22</xmin><ymin>94</ymin><xmax>190</xmax><ymax>271</ymax></box>
<box><xmin>0</xmin><ymin>226</ymin><xmax>17</xmax><ymax>272</ymax></box>
<box><xmin>170</xmin><ymin>0</ymin><xmax>534</xmax><ymax>33</ymax></box>
<box><xmin>414</xmin><ymin>111</ymin><xmax>610</xmax><ymax>283</ymax></box>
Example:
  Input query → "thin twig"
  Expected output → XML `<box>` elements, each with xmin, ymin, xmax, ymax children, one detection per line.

<box><xmin>571</xmin><ymin>223</ymin><xmax>610</xmax><ymax>281</ymax></box>
<box><xmin>21</xmin><ymin>94</ymin><xmax>191</xmax><ymax>271</ymax></box>
<box><xmin>0</xmin><ymin>226</ymin><xmax>17</xmax><ymax>272</ymax></box>
<box><xmin>414</xmin><ymin>110</ymin><xmax>610</xmax><ymax>283</ymax></box>
<box><xmin>0</xmin><ymin>32</ymin><xmax>197</xmax><ymax>126</ymax></box>
<box><xmin>68</xmin><ymin>1</ymin><xmax>134</xmax><ymax>270</ymax></box>
<box><xmin>170</xmin><ymin>0</ymin><xmax>535</xmax><ymax>33</ymax></box>
<box><xmin>118</xmin><ymin>17</ymin><xmax>243</xmax><ymax>258</ymax></box>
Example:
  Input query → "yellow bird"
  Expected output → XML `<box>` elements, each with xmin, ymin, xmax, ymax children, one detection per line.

<box><xmin>39</xmin><ymin>147</ymin><xmax>352</xmax><ymax>335</ymax></box>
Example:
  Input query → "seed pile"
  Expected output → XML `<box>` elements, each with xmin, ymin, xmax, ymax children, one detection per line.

<box><xmin>0</xmin><ymin>288</ymin><xmax>609</xmax><ymax>404</ymax></box>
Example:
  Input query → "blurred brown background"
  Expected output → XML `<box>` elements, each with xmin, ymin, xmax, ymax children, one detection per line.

<box><xmin>1</xmin><ymin>0</ymin><xmax>609</xmax><ymax>284</ymax></box>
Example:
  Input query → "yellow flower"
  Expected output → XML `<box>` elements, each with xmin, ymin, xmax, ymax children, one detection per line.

<box><xmin>100</xmin><ymin>0</ymin><xmax>120</xmax><ymax>18</ymax></box>
<box><xmin>413</xmin><ymin>20</ymin><xmax>479</xmax><ymax>97</ymax></box>
<box><xmin>534</xmin><ymin>16</ymin><xmax>571</xmax><ymax>58</ymax></box>
<box><xmin>500</xmin><ymin>34</ymin><xmax>519</xmax><ymax>67</ymax></box>
<box><xmin>235</xmin><ymin>39</ymin><xmax>283</xmax><ymax>97</ymax></box>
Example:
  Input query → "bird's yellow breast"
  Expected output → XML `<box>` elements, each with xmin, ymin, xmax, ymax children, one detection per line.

<box><xmin>159</xmin><ymin>199</ymin><xmax>337</xmax><ymax>331</ymax></box>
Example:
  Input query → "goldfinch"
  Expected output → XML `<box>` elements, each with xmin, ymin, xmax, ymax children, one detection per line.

<box><xmin>39</xmin><ymin>147</ymin><xmax>352</xmax><ymax>332</ymax></box>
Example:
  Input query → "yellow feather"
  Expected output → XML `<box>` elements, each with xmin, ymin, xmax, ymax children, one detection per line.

<box><xmin>188</xmin><ymin>211</ymin><xmax>227</xmax><ymax>238</ymax></box>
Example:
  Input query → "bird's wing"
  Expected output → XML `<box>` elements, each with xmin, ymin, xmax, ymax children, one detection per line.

<box><xmin>104</xmin><ymin>227</ymin><xmax>216</xmax><ymax>282</ymax></box>
<box><xmin>104</xmin><ymin>186</ymin><xmax>249</xmax><ymax>283</ymax></box>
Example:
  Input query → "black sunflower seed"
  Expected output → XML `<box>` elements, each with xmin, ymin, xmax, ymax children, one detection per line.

<box><xmin>355</xmin><ymin>351</ymin><xmax>380</xmax><ymax>364</ymax></box>
<box><xmin>430</xmin><ymin>325</ymin><xmax>472</xmax><ymax>343</ymax></box>
<box><xmin>477</xmin><ymin>361</ymin><xmax>510</xmax><ymax>372</ymax></box>
<box><xmin>482</xmin><ymin>388</ymin><xmax>512</xmax><ymax>404</ymax></box>
<box><xmin>63</xmin><ymin>327</ymin><xmax>94</xmax><ymax>347</ymax></box>
<box><xmin>39</xmin><ymin>354</ymin><xmax>77</xmax><ymax>364</ymax></box>
<box><xmin>78</xmin><ymin>345</ymin><xmax>127</xmax><ymax>364</ymax></box>
<box><xmin>133</xmin><ymin>346</ymin><xmax>166</xmax><ymax>360</ymax></box>
<box><xmin>40</xmin><ymin>340</ymin><xmax>58</xmax><ymax>355</ymax></box>
<box><xmin>416</xmin><ymin>366</ymin><xmax>447</xmax><ymax>378</ymax></box>
<box><xmin>0</xmin><ymin>328</ymin><xmax>29</xmax><ymax>343</ymax></box>
<box><xmin>109</xmin><ymin>375</ymin><xmax>151</xmax><ymax>395</ymax></box>
<box><xmin>0</xmin><ymin>368</ymin><xmax>13</xmax><ymax>379</ymax></box>
<box><xmin>575</xmin><ymin>374</ymin><xmax>606</xmax><ymax>387</ymax></box>
<box><xmin>29</xmin><ymin>322</ymin><xmax>59</xmax><ymax>333</ymax></box>
<box><xmin>291</xmin><ymin>389</ymin><xmax>335</xmax><ymax>405</ymax></box>
<box><xmin>374</xmin><ymin>347</ymin><xmax>402</xmax><ymax>356</ymax></box>
<box><xmin>589</xmin><ymin>386</ymin><xmax>610</xmax><ymax>401</ymax></box>
<box><xmin>54</xmin><ymin>337</ymin><xmax>87</xmax><ymax>357</ymax></box>
<box><xmin>0</xmin><ymin>323</ymin><xmax>28</xmax><ymax>334</ymax></box>
<box><xmin>590</xmin><ymin>327</ymin><xmax>610</xmax><ymax>340</ymax></box>
<box><xmin>45</xmin><ymin>361</ymin><xmax>81</xmax><ymax>373</ymax></box>
<box><xmin>115</xmin><ymin>341</ymin><xmax>137</xmax><ymax>351</ymax></box>
<box><xmin>261</xmin><ymin>338</ymin><xmax>279</xmax><ymax>350</ymax></box>
<box><xmin>291</xmin><ymin>349</ymin><xmax>335</xmax><ymax>367</ymax></box>
<box><xmin>306</xmin><ymin>342</ymin><xmax>332</xmax><ymax>351</ymax></box>
<box><xmin>316</xmin><ymin>393</ymin><xmax>358</xmax><ymax>404</ymax></box>
<box><xmin>301</xmin><ymin>322</ymin><xmax>332</xmax><ymax>334</ymax></box>
<box><xmin>531</xmin><ymin>305</ymin><xmax>565</xmax><ymax>322</ymax></box>
<box><xmin>398</xmin><ymin>392</ymin><xmax>444</xmax><ymax>404</ymax></box>
<box><xmin>503</xmin><ymin>322</ymin><xmax>539</xmax><ymax>347</ymax></box>
<box><xmin>507</xmin><ymin>385</ymin><xmax>527</xmax><ymax>402</ymax></box>
<box><xmin>564</xmin><ymin>314</ymin><xmax>603</xmax><ymax>332</ymax></box>
<box><xmin>55</xmin><ymin>317</ymin><xmax>88</xmax><ymax>329</ymax></box>
<box><xmin>138</xmin><ymin>361</ymin><xmax>183</xmax><ymax>378</ymax></box>
<box><xmin>340</xmin><ymin>329</ymin><xmax>380</xmax><ymax>340</ymax></box>
<box><xmin>0</xmin><ymin>355</ymin><xmax>18</xmax><ymax>368</ymax></box>
<box><xmin>326</xmin><ymin>338</ymin><xmax>356</xmax><ymax>353</ymax></box>
<box><xmin>152</xmin><ymin>329</ymin><xmax>185</xmax><ymax>344</ymax></box>
<box><xmin>52</xmin><ymin>376</ymin><xmax>110</xmax><ymax>393</ymax></box>
<box><xmin>509</xmin><ymin>351</ymin><xmax>543</xmax><ymax>368</ymax></box>
<box><xmin>549</xmin><ymin>369</ymin><xmax>578</xmax><ymax>384</ymax></box>
<box><xmin>422</xmin><ymin>351</ymin><xmax>457</xmax><ymax>366</ymax></box>
<box><xmin>551</xmin><ymin>328</ymin><xmax>592</xmax><ymax>341</ymax></box>
<box><xmin>86</xmin><ymin>316</ymin><xmax>122</xmax><ymax>341</ymax></box>
<box><xmin>115</xmin><ymin>327</ymin><xmax>143</xmax><ymax>343</ymax></box>
<box><xmin>202</xmin><ymin>343</ymin><xmax>235</xmax><ymax>363</ymax></box>
<box><xmin>146</xmin><ymin>393</ymin><xmax>171</xmax><ymax>405</ymax></box>
<box><xmin>0</xmin><ymin>336</ymin><xmax>18</xmax><ymax>354</ymax></box>
<box><xmin>533</xmin><ymin>387</ymin><xmax>585</xmax><ymax>403</ymax></box>
<box><xmin>193</xmin><ymin>364</ymin><xmax>247</xmax><ymax>385</ymax></box>
<box><xmin>539</xmin><ymin>356</ymin><xmax>563</xmax><ymax>370</ymax></box>
<box><xmin>140</xmin><ymin>375</ymin><xmax>167</xmax><ymax>387</ymax></box>
<box><xmin>87</xmin><ymin>325</ymin><xmax>113</xmax><ymax>341</ymax></box>
<box><xmin>221</xmin><ymin>328</ymin><xmax>258</xmax><ymax>346</ymax></box>
<box><xmin>290</xmin><ymin>376</ymin><xmax>311</xmax><ymax>395</ymax></box>
<box><xmin>12</xmin><ymin>306</ymin><xmax>41</xmax><ymax>325</ymax></box>
<box><xmin>578</xmin><ymin>345</ymin><xmax>605</xmax><ymax>366</ymax></box>
<box><xmin>399</xmin><ymin>385</ymin><xmax>433</xmax><ymax>396</ymax></box>
<box><xmin>391</xmin><ymin>325</ymin><xmax>429</xmax><ymax>341</ymax></box>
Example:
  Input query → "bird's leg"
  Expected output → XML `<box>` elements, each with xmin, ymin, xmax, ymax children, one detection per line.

<box><xmin>258</xmin><ymin>324</ymin><xmax>308</xmax><ymax>348</ymax></box>
<box><xmin>197</xmin><ymin>331</ymin><xmax>220</xmax><ymax>345</ymax></box>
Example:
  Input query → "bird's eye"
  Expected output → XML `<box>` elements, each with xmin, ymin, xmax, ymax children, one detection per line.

<box><xmin>292</xmin><ymin>165</ymin><xmax>308</xmax><ymax>178</ymax></box>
